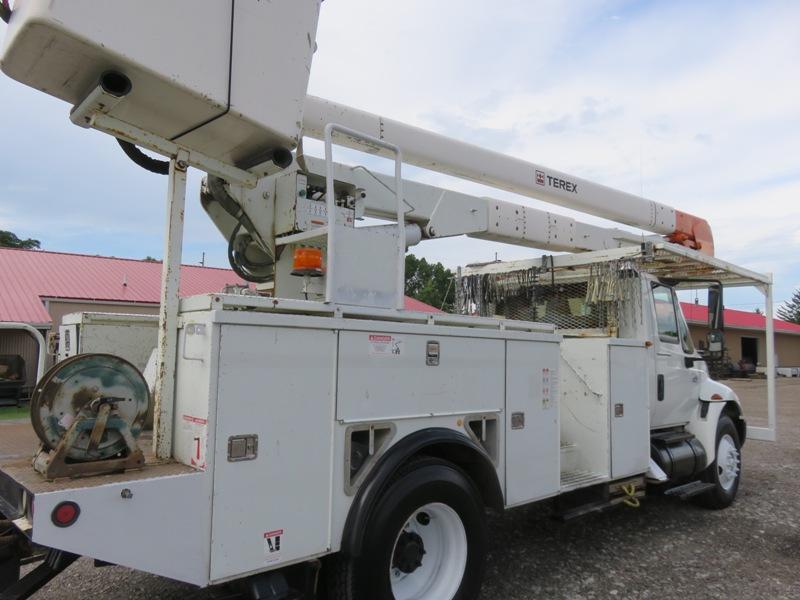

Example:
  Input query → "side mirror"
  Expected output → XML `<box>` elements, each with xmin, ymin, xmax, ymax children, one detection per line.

<box><xmin>685</xmin><ymin>356</ymin><xmax>707</xmax><ymax>368</ymax></box>
<box><xmin>708</xmin><ymin>283</ymin><xmax>724</xmax><ymax>331</ymax></box>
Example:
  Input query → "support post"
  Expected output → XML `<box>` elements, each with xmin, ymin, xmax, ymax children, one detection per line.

<box><xmin>764</xmin><ymin>279</ymin><xmax>777</xmax><ymax>437</ymax></box>
<box><xmin>153</xmin><ymin>151</ymin><xmax>189</xmax><ymax>460</ymax></box>
<box><xmin>748</xmin><ymin>279</ymin><xmax>777</xmax><ymax>442</ymax></box>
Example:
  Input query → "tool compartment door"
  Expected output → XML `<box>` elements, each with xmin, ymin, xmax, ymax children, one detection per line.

<box><xmin>210</xmin><ymin>324</ymin><xmax>336</xmax><ymax>582</ymax></box>
<box><xmin>505</xmin><ymin>340</ymin><xmax>561</xmax><ymax>506</ymax></box>
<box><xmin>608</xmin><ymin>341</ymin><xmax>651</xmax><ymax>478</ymax></box>
<box><xmin>336</xmin><ymin>331</ymin><xmax>504</xmax><ymax>421</ymax></box>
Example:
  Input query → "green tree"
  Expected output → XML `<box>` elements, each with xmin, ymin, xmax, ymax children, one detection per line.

<box><xmin>405</xmin><ymin>254</ymin><xmax>455</xmax><ymax>312</ymax></box>
<box><xmin>0</xmin><ymin>230</ymin><xmax>40</xmax><ymax>249</ymax></box>
<box><xmin>777</xmin><ymin>288</ymin><xmax>800</xmax><ymax>324</ymax></box>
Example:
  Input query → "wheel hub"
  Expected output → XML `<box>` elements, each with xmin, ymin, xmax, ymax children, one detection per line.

<box><xmin>389</xmin><ymin>502</ymin><xmax>468</xmax><ymax>600</ymax></box>
<box><xmin>392</xmin><ymin>531</ymin><xmax>426</xmax><ymax>574</ymax></box>
<box><xmin>717</xmin><ymin>433</ymin><xmax>740</xmax><ymax>491</ymax></box>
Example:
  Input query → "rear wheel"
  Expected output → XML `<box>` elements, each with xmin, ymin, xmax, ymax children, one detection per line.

<box><xmin>330</xmin><ymin>457</ymin><xmax>487</xmax><ymax>600</ymax></box>
<box><xmin>695</xmin><ymin>415</ymin><xmax>741</xmax><ymax>509</ymax></box>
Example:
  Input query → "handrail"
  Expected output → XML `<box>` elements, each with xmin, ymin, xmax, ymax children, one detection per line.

<box><xmin>323</xmin><ymin>123</ymin><xmax>405</xmax><ymax>310</ymax></box>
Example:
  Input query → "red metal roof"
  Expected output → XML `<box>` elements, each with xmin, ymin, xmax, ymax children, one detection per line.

<box><xmin>404</xmin><ymin>296</ymin><xmax>443</xmax><ymax>313</ymax></box>
<box><xmin>0</xmin><ymin>248</ymin><xmax>440</xmax><ymax>325</ymax></box>
<box><xmin>680</xmin><ymin>302</ymin><xmax>800</xmax><ymax>336</ymax></box>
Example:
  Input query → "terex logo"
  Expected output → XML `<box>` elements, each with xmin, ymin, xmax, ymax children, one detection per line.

<box><xmin>535</xmin><ymin>170</ymin><xmax>578</xmax><ymax>194</ymax></box>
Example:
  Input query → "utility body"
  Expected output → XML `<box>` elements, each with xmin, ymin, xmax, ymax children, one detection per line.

<box><xmin>0</xmin><ymin>2</ymin><xmax>776</xmax><ymax>599</ymax></box>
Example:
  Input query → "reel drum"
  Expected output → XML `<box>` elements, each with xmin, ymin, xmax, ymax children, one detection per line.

<box><xmin>30</xmin><ymin>354</ymin><xmax>150</xmax><ymax>462</ymax></box>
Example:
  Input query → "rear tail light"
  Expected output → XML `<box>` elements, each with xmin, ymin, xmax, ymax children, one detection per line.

<box><xmin>51</xmin><ymin>501</ymin><xmax>80</xmax><ymax>527</ymax></box>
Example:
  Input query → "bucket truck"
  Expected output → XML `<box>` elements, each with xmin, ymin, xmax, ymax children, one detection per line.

<box><xmin>0</xmin><ymin>2</ymin><xmax>776</xmax><ymax>599</ymax></box>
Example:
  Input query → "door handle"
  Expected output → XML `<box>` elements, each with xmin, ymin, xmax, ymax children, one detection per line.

<box><xmin>657</xmin><ymin>374</ymin><xmax>665</xmax><ymax>401</ymax></box>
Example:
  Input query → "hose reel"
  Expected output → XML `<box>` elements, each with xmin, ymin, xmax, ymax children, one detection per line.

<box><xmin>30</xmin><ymin>354</ymin><xmax>150</xmax><ymax>479</ymax></box>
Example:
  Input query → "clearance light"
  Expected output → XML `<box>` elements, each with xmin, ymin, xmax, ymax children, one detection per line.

<box><xmin>291</xmin><ymin>247</ymin><xmax>324</xmax><ymax>277</ymax></box>
<box><xmin>710</xmin><ymin>393</ymin><xmax>723</xmax><ymax>400</ymax></box>
<box><xmin>51</xmin><ymin>501</ymin><xmax>80</xmax><ymax>527</ymax></box>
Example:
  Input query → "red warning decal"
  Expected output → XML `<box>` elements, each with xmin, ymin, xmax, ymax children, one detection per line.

<box><xmin>369</xmin><ymin>334</ymin><xmax>403</xmax><ymax>356</ymax></box>
<box><xmin>264</xmin><ymin>529</ymin><xmax>284</xmax><ymax>562</ymax></box>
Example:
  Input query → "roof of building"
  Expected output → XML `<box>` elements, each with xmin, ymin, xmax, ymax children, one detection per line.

<box><xmin>404</xmin><ymin>296</ymin><xmax>443</xmax><ymax>313</ymax></box>
<box><xmin>681</xmin><ymin>302</ymin><xmax>800</xmax><ymax>336</ymax></box>
<box><xmin>0</xmin><ymin>247</ymin><xmax>440</xmax><ymax>325</ymax></box>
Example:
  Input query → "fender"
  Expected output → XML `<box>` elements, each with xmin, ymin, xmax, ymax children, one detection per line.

<box><xmin>699</xmin><ymin>377</ymin><xmax>739</xmax><ymax>403</ymax></box>
<box><xmin>340</xmin><ymin>427</ymin><xmax>504</xmax><ymax>558</ymax></box>
<box><xmin>687</xmin><ymin>379</ymin><xmax>746</xmax><ymax>467</ymax></box>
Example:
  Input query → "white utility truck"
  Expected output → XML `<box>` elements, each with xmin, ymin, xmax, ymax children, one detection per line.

<box><xmin>0</xmin><ymin>2</ymin><xmax>777</xmax><ymax>600</ymax></box>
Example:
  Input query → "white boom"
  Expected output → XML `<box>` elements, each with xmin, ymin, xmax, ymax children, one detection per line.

<box><xmin>302</xmin><ymin>95</ymin><xmax>715</xmax><ymax>256</ymax></box>
<box><xmin>303</xmin><ymin>156</ymin><xmax>649</xmax><ymax>254</ymax></box>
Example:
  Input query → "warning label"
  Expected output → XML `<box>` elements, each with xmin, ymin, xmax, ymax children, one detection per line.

<box><xmin>264</xmin><ymin>529</ymin><xmax>284</xmax><ymax>563</ymax></box>
<box><xmin>369</xmin><ymin>334</ymin><xmax>403</xmax><ymax>357</ymax></box>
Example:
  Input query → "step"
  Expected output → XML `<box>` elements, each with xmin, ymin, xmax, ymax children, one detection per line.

<box><xmin>560</xmin><ymin>470</ymin><xmax>608</xmax><ymax>492</ymax></box>
<box><xmin>664</xmin><ymin>480</ymin><xmax>716</xmax><ymax>500</ymax></box>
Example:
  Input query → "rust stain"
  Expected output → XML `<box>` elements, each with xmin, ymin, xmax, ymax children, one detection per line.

<box><xmin>70</xmin><ymin>386</ymin><xmax>99</xmax><ymax>414</ymax></box>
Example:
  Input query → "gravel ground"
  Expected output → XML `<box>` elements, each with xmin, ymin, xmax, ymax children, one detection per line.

<box><xmin>9</xmin><ymin>379</ymin><xmax>800</xmax><ymax>599</ymax></box>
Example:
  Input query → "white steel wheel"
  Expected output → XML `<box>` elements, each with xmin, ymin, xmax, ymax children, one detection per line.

<box><xmin>389</xmin><ymin>502</ymin><xmax>468</xmax><ymax>600</ymax></box>
<box><xmin>328</xmin><ymin>456</ymin><xmax>487</xmax><ymax>600</ymax></box>
<box><xmin>716</xmin><ymin>433</ymin><xmax>740</xmax><ymax>492</ymax></box>
<box><xmin>695</xmin><ymin>414</ymin><xmax>742</xmax><ymax>509</ymax></box>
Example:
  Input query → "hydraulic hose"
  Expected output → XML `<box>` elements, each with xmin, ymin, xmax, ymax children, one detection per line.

<box><xmin>227</xmin><ymin>222</ymin><xmax>274</xmax><ymax>283</ymax></box>
<box><xmin>207</xmin><ymin>175</ymin><xmax>275</xmax><ymax>283</ymax></box>
<box><xmin>116</xmin><ymin>139</ymin><xmax>170</xmax><ymax>175</ymax></box>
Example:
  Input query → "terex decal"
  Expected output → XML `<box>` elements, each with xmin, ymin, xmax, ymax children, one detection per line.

<box><xmin>534</xmin><ymin>169</ymin><xmax>578</xmax><ymax>194</ymax></box>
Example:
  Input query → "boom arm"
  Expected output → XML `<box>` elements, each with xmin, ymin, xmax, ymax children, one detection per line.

<box><xmin>307</xmin><ymin>156</ymin><xmax>649</xmax><ymax>254</ymax></box>
<box><xmin>302</xmin><ymin>96</ymin><xmax>714</xmax><ymax>256</ymax></box>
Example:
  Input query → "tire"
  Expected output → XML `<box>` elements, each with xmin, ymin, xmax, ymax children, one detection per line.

<box><xmin>694</xmin><ymin>415</ymin><xmax>741</xmax><ymax>509</ymax></box>
<box><xmin>329</xmin><ymin>457</ymin><xmax>487</xmax><ymax>600</ymax></box>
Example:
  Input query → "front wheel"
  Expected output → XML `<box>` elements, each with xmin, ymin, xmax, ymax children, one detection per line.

<box><xmin>330</xmin><ymin>457</ymin><xmax>487</xmax><ymax>600</ymax></box>
<box><xmin>695</xmin><ymin>415</ymin><xmax>741</xmax><ymax>509</ymax></box>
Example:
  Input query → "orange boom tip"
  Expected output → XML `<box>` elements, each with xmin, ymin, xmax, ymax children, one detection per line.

<box><xmin>668</xmin><ymin>210</ymin><xmax>715</xmax><ymax>257</ymax></box>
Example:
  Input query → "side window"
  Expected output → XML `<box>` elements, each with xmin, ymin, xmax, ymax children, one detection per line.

<box><xmin>652</xmin><ymin>285</ymin><xmax>679</xmax><ymax>343</ymax></box>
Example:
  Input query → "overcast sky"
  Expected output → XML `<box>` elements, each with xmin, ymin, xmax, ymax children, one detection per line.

<box><xmin>0</xmin><ymin>0</ymin><xmax>797</xmax><ymax>312</ymax></box>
